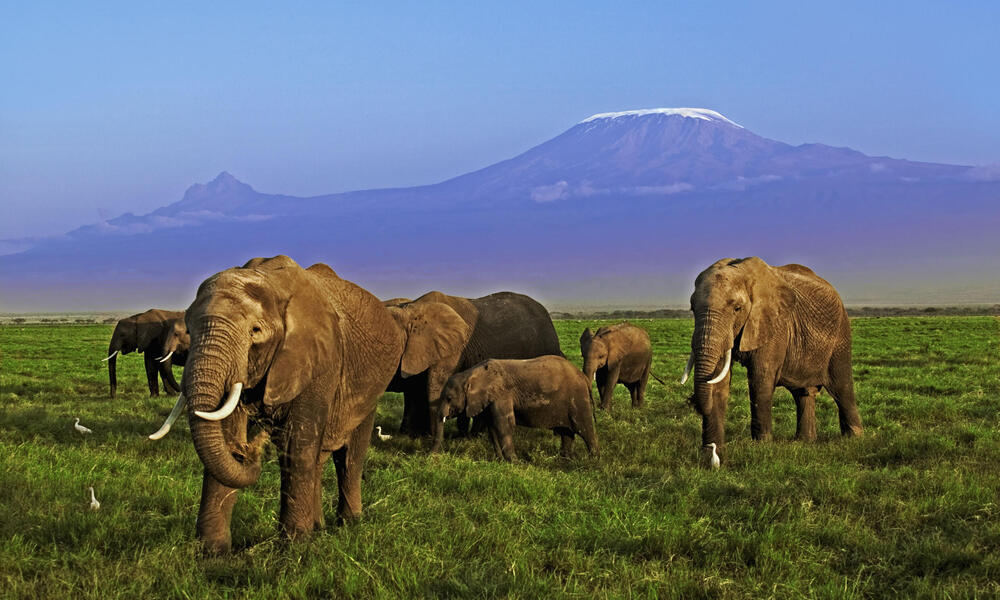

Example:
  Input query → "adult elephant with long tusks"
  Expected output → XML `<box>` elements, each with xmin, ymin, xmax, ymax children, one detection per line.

<box><xmin>682</xmin><ymin>257</ymin><xmax>863</xmax><ymax>468</ymax></box>
<box><xmin>149</xmin><ymin>255</ymin><xmax>404</xmax><ymax>553</ymax></box>
<box><xmin>104</xmin><ymin>309</ymin><xmax>186</xmax><ymax>399</ymax></box>
<box><xmin>383</xmin><ymin>291</ymin><xmax>563</xmax><ymax>444</ymax></box>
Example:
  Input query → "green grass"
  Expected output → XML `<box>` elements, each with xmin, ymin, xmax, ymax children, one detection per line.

<box><xmin>1</xmin><ymin>317</ymin><xmax>998</xmax><ymax>598</ymax></box>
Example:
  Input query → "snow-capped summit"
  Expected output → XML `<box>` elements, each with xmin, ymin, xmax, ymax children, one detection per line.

<box><xmin>580</xmin><ymin>108</ymin><xmax>742</xmax><ymax>128</ymax></box>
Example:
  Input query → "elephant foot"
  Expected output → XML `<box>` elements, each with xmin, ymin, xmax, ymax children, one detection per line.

<box><xmin>199</xmin><ymin>535</ymin><xmax>232</xmax><ymax>556</ymax></box>
<box><xmin>335</xmin><ymin>511</ymin><xmax>362</xmax><ymax>527</ymax></box>
<box><xmin>844</xmin><ymin>424</ymin><xmax>864</xmax><ymax>437</ymax></box>
<box><xmin>280</xmin><ymin>521</ymin><xmax>316</xmax><ymax>541</ymax></box>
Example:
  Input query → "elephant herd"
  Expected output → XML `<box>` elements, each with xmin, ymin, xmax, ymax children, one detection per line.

<box><xmin>103</xmin><ymin>254</ymin><xmax>863</xmax><ymax>552</ymax></box>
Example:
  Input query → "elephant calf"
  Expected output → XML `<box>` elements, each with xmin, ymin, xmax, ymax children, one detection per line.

<box><xmin>580</xmin><ymin>322</ymin><xmax>653</xmax><ymax>411</ymax></box>
<box><xmin>436</xmin><ymin>356</ymin><xmax>599</xmax><ymax>461</ymax></box>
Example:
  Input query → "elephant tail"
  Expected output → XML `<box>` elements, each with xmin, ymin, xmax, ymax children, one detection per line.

<box><xmin>648</xmin><ymin>371</ymin><xmax>669</xmax><ymax>386</ymax></box>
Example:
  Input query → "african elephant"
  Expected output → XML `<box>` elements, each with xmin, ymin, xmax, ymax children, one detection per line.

<box><xmin>437</xmin><ymin>356</ymin><xmax>599</xmax><ymax>461</ymax></box>
<box><xmin>683</xmin><ymin>257</ymin><xmax>863</xmax><ymax>467</ymax></box>
<box><xmin>148</xmin><ymin>255</ymin><xmax>404</xmax><ymax>553</ymax></box>
<box><xmin>104</xmin><ymin>309</ymin><xmax>186</xmax><ymax>399</ymax></box>
<box><xmin>385</xmin><ymin>291</ymin><xmax>563</xmax><ymax>441</ymax></box>
<box><xmin>580</xmin><ymin>323</ymin><xmax>653</xmax><ymax>411</ymax></box>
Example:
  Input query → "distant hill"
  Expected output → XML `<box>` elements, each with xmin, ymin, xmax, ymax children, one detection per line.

<box><xmin>1</xmin><ymin>108</ymin><xmax>998</xmax><ymax>311</ymax></box>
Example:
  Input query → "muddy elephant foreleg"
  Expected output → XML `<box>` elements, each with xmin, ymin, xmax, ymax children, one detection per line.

<box><xmin>159</xmin><ymin>359</ymin><xmax>181</xmax><ymax>394</ymax></box>
<box><xmin>313</xmin><ymin>450</ymin><xmax>331</xmax><ymax>530</ymax></box>
<box><xmin>196</xmin><ymin>471</ymin><xmax>240</xmax><ymax>554</ymax></box>
<box><xmin>792</xmin><ymin>387</ymin><xmax>818</xmax><ymax>441</ymax></box>
<box><xmin>334</xmin><ymin>409</ymin><xmax>375</xmax><ymax>523</ymax></box>
<box><xmin>143</xmin><ymin>353</ymin><xmax>160</xmax><ymax>396</ymax></box>
<box><xmin>278</xmin><ymin>395</ymin><xmax>330</xmax><ymax>539</ymax></box>
<box><xmin>746</xmin><ymin>364</ymin><xmax>776</xmax><ymax>441</ymax></box>
<box><xmin>195</xmin><ymin>408</ymin><xmax>250</xmax><ymax>554</ymax></box>
<box><xmin>827</xmin><ymin>346</ymin><xmax>864</xmax><ymax>436</ymax></box>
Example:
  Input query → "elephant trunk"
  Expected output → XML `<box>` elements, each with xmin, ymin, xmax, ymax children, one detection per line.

<box><xmin>691</xmin><ymin>311</ymin><xmax>732</xmax><ymax>417</ymax></box>
<box><xmin>185</xmin><ymin>332</ymin><xmax>260</xmax><ymax>489</ymax></box>
<box><xmin>108</xmin><ymin>354</ymin><xmax>118</xmax><ymax>399</ymax></box>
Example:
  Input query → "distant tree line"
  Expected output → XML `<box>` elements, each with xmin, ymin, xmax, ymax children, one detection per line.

<box><xmin>551</xmin><ymin>305</ymin><xmax>1000</xmax><ymax>320</ymax></box>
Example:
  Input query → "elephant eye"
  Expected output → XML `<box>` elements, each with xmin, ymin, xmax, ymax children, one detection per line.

<box><xmin>734</xmin><ymin>305</ymin><xmax>742</xmax><ymax>313</ymax></box>
<box><xmin>251</xmin><ymin>326</ymin><xmax>262</xmax><ymax>334</ymax></box>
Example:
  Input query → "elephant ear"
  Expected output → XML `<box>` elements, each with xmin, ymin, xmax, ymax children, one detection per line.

<box><xmin>135</xmin><ymin>319</ymin><xmax>160</xmax><ymax>352</ymax></box>
<box><xmin>463</xmin><ymin>364</ymin><xmax>492</xmax><ymax>417</ymax></box>
<box><xmin>738</xmin><ymin>258</ymin><xmax>782</xmax><ymax>352</ymax></box>
<box><xmin>263</xmin><ymin>276</ymin><xmax>340</xmax><ymax>406</ymax></box>
<box><xmin>579</xmin><ymin>328</ymin><xmax>593</xmax><ymax>353</ymax></box>
<box><xmin>397</xmin><ymin>302</ymin><xmax>471</xmax><ymax>377</ymax></box>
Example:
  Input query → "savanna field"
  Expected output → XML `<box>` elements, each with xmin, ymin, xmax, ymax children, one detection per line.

<box><xmin>1</xmin><ymin>317</ymin><xmax>998</xmax><ymax>599</ymax></box>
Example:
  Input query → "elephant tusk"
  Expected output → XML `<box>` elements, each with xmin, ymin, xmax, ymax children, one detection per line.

<box><xmin>680</xmin><ymin>353</ymin><xmax>694</xmax><ymax>384</ymax></box>
<box><xmin>148</xmin><ymin>393</ymin><xmax>186</xmax><ymax>440</ymax></box>
<box><xmin>101</xmin><ymin>350</ymin><xmax>119</xmax><ymax>362</ymax></box>
<box><xmin>157</xmin><ymin>351</ymin><xmax>173</xmax><ymax>363</ymax></box>
<box><xmin>706</xmin><ymin>350</ymin><xmax>732</xmax><ymax>385</ymax></box>
<box><xmin>194</xmin><ymin>382</ymin><xmax>244</xmax><ymax>421</ymax></box>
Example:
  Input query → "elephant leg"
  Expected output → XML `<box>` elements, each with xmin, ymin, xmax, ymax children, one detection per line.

<box><xmin>746</xmin><ymin>364</ymin><xmax>776</xmax><ymax>441</ymax></box>
<box><xmin>626</xmin><ymin>382</ymin><xmax>638</xmax><ymax>406</ymax></box>
<box><xmin>196</xmin><ymin>470</ymin><xmax>240</xmax><ymax>554</ymax></box>
<box><xmin>313</xmin><ymin>450</ymin><xmax>331</xmax><ymax>531</ymax></box>
<box><xmin>278</xmin><ymin>395</ymin><xmax>330</xmax><ymax>539</ymax></box>
<box><xmin>490</xmin><ymin>403</ymin><xmax>517</xmax><ymax>462</ymax></box>
<box><xmin>400</xmin><ymin>389</ymin><xmax>414</xmax><ymax>436</ymax></box>
<box><xmin>143</xmin><ymin>353</ymin><xmax>160</xmax><ymax>396</ymax></box>
<box><xmin>827</xmin><ymin>346</ymin><xmax>864</xmax><ymax>437</ymax></box>
<box><xmin>334</xmin><ymin>409</ymin><xmax>375</xmax><ymax>523</ymax></box>
<box><xmin>455</xmin><ymin>414</ymin><xmax>471</xmax><ymax>437</ymax></box>
<box><xmin>599</xmin><ymin>366</ymin><xmax>620</xmax><ymax>411</ymax></box>
<box><xmin>488</xmin><ymin>426</ymin><xmax>503</xmax><ymax>458</ymax></box>
<box><xmin>558</xmin><ymin>429</ymin><xmax>575</xmax><ymax>458</ymax></box>
<box><xmin>159</xmin><ymin>360</ymin><xmax>181</xmax><ymax>394</ymax></box>
<box><xmin>792</xmin><ymin>387</ymin><xmax>818</xmax><ymax>442</ymax></box>
<box><xmin>636</xmin><ymin>355</ymin><xmax>652</xmax><ymax>408</ymax></box>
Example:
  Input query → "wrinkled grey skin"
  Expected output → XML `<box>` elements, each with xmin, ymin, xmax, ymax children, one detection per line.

<box><xmin>181</xmin><ymin>255</ymin><xmax>404</xmax><ymax>553</ymax></box>
<box><xmin>437</xmin><ymin>356</ymin><xmax>599</xmax><ymax>461</ymax></box>
<box><xmin>106</xmin><ymin>309</ymin><xmax>185</xmax><ymax>399</ymax></box>
<box><xmin>688</xmin><ymin>257</ymin><xmax>863</xmax><ymax>466</ymax></box>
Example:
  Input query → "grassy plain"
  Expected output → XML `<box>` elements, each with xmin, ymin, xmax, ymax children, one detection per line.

<box><xmin>1</xmin><ymin>317</ymin><xmax>998</xmax><ymax>599</ymax></box>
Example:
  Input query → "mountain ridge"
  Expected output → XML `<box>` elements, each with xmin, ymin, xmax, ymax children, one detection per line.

<box><xmin>1</xmin><ymin>108</ymin><xmax>997</xmax><ymax>311</ymax></box>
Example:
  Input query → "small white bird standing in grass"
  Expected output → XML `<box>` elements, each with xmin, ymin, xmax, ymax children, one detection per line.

<box><xmin>375</xmin><ymin>426</ymin><xmax>392</xmax><ymax>442</ymax></box>
<box><xmin>88</xmin><ymin>486</ymin><xmax>100</xmax><ymax>511</ymax></box>
<box><xmin>705</xmin><ymin>442</ymin><xmax>721</xmax><ymax>469</ymax></box>
<box><xmin>74</xmin><ymin>418</ymin><xmax>93</xmax><ymax>434</ymax></box>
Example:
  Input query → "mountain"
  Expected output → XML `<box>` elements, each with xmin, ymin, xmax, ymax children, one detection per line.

<box><xmin>2</xmin><ymin>108</ymin><xmax>998</xmax><ymax>311</ymax></box>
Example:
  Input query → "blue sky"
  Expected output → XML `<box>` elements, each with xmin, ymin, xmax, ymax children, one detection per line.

<box><xmin>2</xmin><ymin>1</ymin><xmax>998</xmax><ymax>239</ymax></box>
